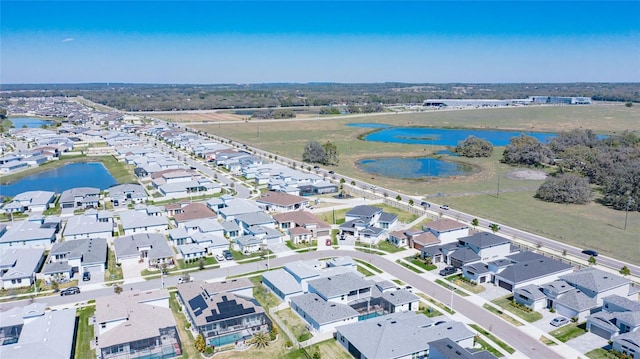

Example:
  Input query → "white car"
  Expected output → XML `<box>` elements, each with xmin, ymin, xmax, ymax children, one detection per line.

<box><xmin>215</xmin><ymin>254</ymin><xmax>225</xmax><ymax>262</ymax></box>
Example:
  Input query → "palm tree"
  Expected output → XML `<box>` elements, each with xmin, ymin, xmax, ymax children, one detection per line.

<box><xmin>250</xmin><ymin>332</ymin><xmax>270</xmax><ymax>348</ymax></box>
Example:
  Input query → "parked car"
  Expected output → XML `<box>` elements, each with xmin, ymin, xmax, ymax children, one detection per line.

<box><xmin>328</xmin><ymin>170</ymin><xmax>334</xmax><ymax>174</ymax></box>
<box><xmin>582</xmin><ymin>249</ymin><xmax>598</xmax><ymax>257</ymax></box>
<box><xmin>215</xmin><ymin>254</ymin><xmax>225</xmax><ymax>262</ymax></box>
<box><xmin>60</xmin><ymin>287</ymin><xmax>80</xmax><ymax>296</ymax></box>
<box><xmin>439</xmin><ymin>267</ymin><xmax>457</xmax><ymax>276</ymax></box>
<box><xmin>82</xmin><ymin>272</ymin><xmax>91</xmax><ymax>281</ymax></box>
<box><xmin>550</xmin><ymin>317</ymin><xmax>569</xmax><ymax>327</ymax></box>
<box><xmin>440</xmin><ymin>204</ymin><xmax>450</xmax><ymax>210</ymax></box>
<box><xmin>223</xmin><ymin>250</ymin><xmax>234</xmax><ymax>260</ymax></box>
<box><xmin>177</xmin><ymin>276</ymin><xmax>193</xmax><ymax>284</ymax></box>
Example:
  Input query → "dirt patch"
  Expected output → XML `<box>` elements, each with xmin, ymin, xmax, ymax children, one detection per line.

<box><xmin>505</xmin><ymin>169</ymin><xmax>548</xmax><ymax>180</ymax></box>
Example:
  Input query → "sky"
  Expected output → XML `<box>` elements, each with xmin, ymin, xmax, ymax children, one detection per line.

<box><xmin>1</xmin><ymin>1</ymin><xmax>639</xmax><ymax>84</ymax></box>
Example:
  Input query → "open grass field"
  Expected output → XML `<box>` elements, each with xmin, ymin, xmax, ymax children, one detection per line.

<box><xmin>190</xmin><ymin>104</ymin><xmax>640</xmax><ymax>264</ymax></box>
<box><xmin>154</xmin><ymin>111</ymin><xmax>245</xmax><ymax>123</ymax></box>
<box><xmin>74</xmin><ymin>306</ymin><xmax>95</xmax><ymax>359</ymax></box>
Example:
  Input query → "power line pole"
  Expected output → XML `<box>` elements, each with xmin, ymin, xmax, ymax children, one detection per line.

<box><xmin>624</xmin><ymin>195</ymin><xmax>632</xmax><ymax>230</ymax></box>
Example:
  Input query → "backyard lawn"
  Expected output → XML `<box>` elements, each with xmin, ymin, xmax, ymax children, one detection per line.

<box><xmin>275</xmin><ymin>308</ymin><xmax>313</xmax><ymax>342</ymax></box>
<box><xmin>74</xmin><ymin>306</ymin><xmax>96</xmax><ymax>359</ymax></box>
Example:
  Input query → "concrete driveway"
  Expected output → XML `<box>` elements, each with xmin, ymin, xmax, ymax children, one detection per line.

<box><xmin>532</xmin><ymin>309</ymin><xmax>566</xmax><ymax>332</ymax></box>
<box><xmin>477</xmin><ymin>283</ymin><xmax>511</xmax><ymax>301</ymax></box>
<box><xmin>566</xmin><ymin>332</ymin><xmax>610</xmax><ymax>354</ymax></box>
<box><xmin>120</xmin><ymin>258</ymin><xmax>147</xmax><ymax>281</ymax></box>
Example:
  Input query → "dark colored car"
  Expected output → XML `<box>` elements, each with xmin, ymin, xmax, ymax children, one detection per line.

<box><xmin>420</xmin><ymin>201</ymin><xmax>431</xmax><ymax>208</ymax></box>
<box><xmin>223</xmin><ymin>250</ymin><xmax>234</xmax><ymax>260</ymax></box>
<box><xmin>60</xmin><ymin>287</ymin><xmax>81</xmax><ymax>296</ymax></box>
<box><xmin>82</xmin><ymin>272</ymin><xmax>91</xmax><ymax>281</ymax></box>
<box><xmin>328</xmin><ymin>170</ymin><xmax>334</xmax><ymax>174</ymax></box>
<box><xmin>439</xmin><ymin>267</ymin><xmax>457</xmax><ymax>276</ymax></box>
<box><xmin>582</xmin><ymin>249</ymin><xmax>599</xmax><ymax>257</ymax></box>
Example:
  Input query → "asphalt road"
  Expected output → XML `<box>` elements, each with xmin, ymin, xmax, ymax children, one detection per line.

<box><xmin>1</xmin><ymin>250</ymin><xmax>561</xmax><ymax>358</ymax></box>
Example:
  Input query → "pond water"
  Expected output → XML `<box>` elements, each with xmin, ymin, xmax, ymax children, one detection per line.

<box><xmin>357</xmin><ymin>157</ymin><xmax>474</xmax><ymax>179</ymax></box>
<box><xmin>2</xmin><ymin>162</ymin><xmax>117</xmax><ymax>196</ymax></box>
<box><xmin>352</xmin><ymin>124</ymin><xmax>556</xmax><ymax>146</ymax></box>
<box><xmin>9</xmin><ymin>117</ymin><xmax>53</xmax><ymax>128</ymax></box>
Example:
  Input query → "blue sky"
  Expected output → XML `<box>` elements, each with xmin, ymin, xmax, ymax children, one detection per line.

<box><xmin>2</xmin><ymin>1</ymin><xmax>639</xmax><ymax>84</ymax></box>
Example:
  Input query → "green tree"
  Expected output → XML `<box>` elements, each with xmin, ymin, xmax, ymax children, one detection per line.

<box><xmin>302</xmin><ymin>141</ymin><xmax>326</xmax><ymax>164</ymax></box>
<box><xmin>322</xmin><ymin>141</ymin><xmax>339</xmax><ymax>165</ymax></box>
<box><xmin>455</xmin><ymin>135</ymin><xmax>494</xmax><ymax>157</ymax></box>
<box><xmin>408</xmin><ymin>199</ymin><xmax>414</xmax><ymax>206</ymax></box>
<box><xmin>195</xmin><ymin>333</ymin><xmax>206</xmax><ymax>352</ymax></box>
<box><xmin>471</xmin><ymin>218</ymin><xmax>479</xmax><ymax>227</ymax></box>
<box><xmin>620</xmin><ymin>265</ymin><xmax>631</xmax><ymax>276</ymax></box>
<box><xmin>395</xmin><ymin>195</ymin><xmax>402</xmax><ymax>201</ymax></box>
<box><xmin>198</xmin><ymin>257</ymin><xmax>205</xmax><ymax>270</ymax></box>
<box><xmin>489</xmin><ymin>223</ymin><xmax>500</xmax><ymax>233</ymax></box>
<box><xmin>588</xmin><ymin>256</ymin><xmax>597</xmax><ymax>266</ymax></box>
<box><xmin>250</xmin><ymin>331</ymin><xmax>270</xmax><ymax>349</ymax></box>
<box><xmin>502</xmin><ymin>134</ymin><xmax>553</xmax><ymax>166</ymax></box>
<box><xmin>113</xmin><ymin>284</ymin><xmax>123</xmax><ymax>294</ymax></box>
<box><xmin>535</xmin><ymin>173</ymin><xmax>592</xmax><ymax>204</ymax></box>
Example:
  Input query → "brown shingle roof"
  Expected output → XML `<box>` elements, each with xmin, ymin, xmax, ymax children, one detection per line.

<box><xmin>173</xmin><ymin>203</ymin><xmax>216</xmax><ymax>222</ymax></box>
<box><xmin>411</xmin><ymin>232</ymin><xmax>440</xmax><ymax>246</ymax></box>
<box><xmin>257</xmin><ymin>191</ymin><xmax>307</xmax><ymax>207</ymax></box>
<box><xmin>272</xmin><ymin>211</ymin><xmax>330</xmax><ymax>229</ymax></box>
<box><xmin>426</xmin><ymin>219</ymin><xmax>468</xmax><ymax>232</ymax></box>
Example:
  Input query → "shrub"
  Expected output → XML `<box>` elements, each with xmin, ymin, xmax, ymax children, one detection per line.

<box><xmin>550</xmin><ymin>308</ymin><xmax>556</xmax><ymax>313</ymax></box>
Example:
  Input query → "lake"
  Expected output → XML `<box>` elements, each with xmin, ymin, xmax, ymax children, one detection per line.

<box><xmin>1</xmin><ymin>162</ymin><xmax>117</xmax><ymax>196</ymax></box>
<box><xmin>350</xmin><ymin>124</ymin><xmax>556</xmax><ymax>146</ymax></box>
<box><xmin>9</xmin><ymin>117</ymin><xmax>53</xmax><ymax>128</ymax></box>
<box><xmin>357</xmin><ymin>157</ymin><xmax>474</xmax><ymax>179</ymax></box>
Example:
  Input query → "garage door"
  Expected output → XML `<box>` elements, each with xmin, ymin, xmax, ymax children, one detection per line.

<box><xmin>589</xmin><ymin>324</ymin><xmax>611</xmax><ymax>339</ymax></box>
<box><xmin>83</xmin><ymin>264</ymin><xmax>103</xmax><ymax>273</ymax></box>
<box><xmin>498</xmin><ymin>280</ymin><xmax>513</xmax><ymax>292</ymax></box>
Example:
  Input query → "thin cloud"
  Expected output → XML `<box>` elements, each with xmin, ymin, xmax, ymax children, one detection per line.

<box><xmin>62</xmin><ymin>38</ymin><xmax>74</xmax><ymax>43</ymax></box>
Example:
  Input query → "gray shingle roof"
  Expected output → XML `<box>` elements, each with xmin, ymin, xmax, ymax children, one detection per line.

<box><xmin>603</xmin><ymin>294</ymin><xmax>640</xmax><ymax>312</ymax></box>
<box><xmin>284</xmin><ymin>260</ymin><xmax>322</xmax><ymax>281</ymax></box>
<box><xmin>346</xmin><ymin>205</ymin><xmax>382</xmax><ymax>218</ymax></box>
<box><xmin>42</xmin><ymin>261</ymin><xmax>72</xmax><ymax>274</ymax></box>
<box><xmin>449</xmin><ymin>248</ymin><xmax>481</xmax><ymax>263</ymax></box>
<box><xmin>336</xmin><ymin>312</ymin><xmax>474</xmax><ymax>359</ymax></box>
<box><xmin>460</xmin><ymin>232</ymin><xmax>509</xmax><ymax>248</ymax></box>
<box><xmin>114</xmin><ymin>233</ymin><xmax>173</xmax><ymax>260</ymax></box>
<box><xmin>379</xmin><ymin>212</ymin><xmax>398</xmax><ymax>223</ymax></box>
<box><xmin>0</xmin><ymin>248</ymin><xmax>44</xmax><ymax>280</ymax></box>
<box><xmin>560</xmin><ymin>268</ymin><xmax>630</xmax><ymax>294</ymax></box>
<box><xmin>514</xmin><ymin>284</ymin><xmax>546</xmax><ymax>301</ymax></box>
<box><xmin>63</xmin><ymin>214</ymin><xmax>113</xmax><ymax>236</ymax></box>
<box><xmin>119</xmin><ymin>210</ymin><xmax>168</xmax><ymax>230</ymax></box>
<box><xmin>463</xmin><ymin>262</ymin><xmax>489</xmax><ymax>274</ymax></box>
<box><xmin>59</xmin><ymin>187</ymin><xmax>100</xmax><ymax>204</ymax></box>
<box><xmin>497</xmin><ymin>256</ymin><xmax>572</xmax><ymax>284</ymax></box>
<box><xmin>262</xmin><ymin>269</ymin><xmax>303</xmax><ymax>296</ymax></box>
<box><xmin>556</xmin><ymin>289</ymin><xmax>598</xmax><ymax>311</ymax></box>
<box><xmin>307</xmin><ymin>272</ymin><xmax>374</xmax><ymax>299</ymax></box>
<box><xmin>429</xmin><ymin>338</ymin><xmax>498</xmax><ymax>359</ymax></box>
<box><xmin>235</xmin><ymin>212</ymin><xmax>275</xmax><ymax>227</ymax></box>
<box><xmin>290</xmin><ymin>293</ymin><xmax>359</xmax><ymax>326</ymax></box>
<box><xmin>381</xmin><ymin>289</ymin><xmax>419</xmax><ymax>306</ymax></box>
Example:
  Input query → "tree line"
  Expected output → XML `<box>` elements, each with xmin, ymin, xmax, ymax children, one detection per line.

<box><xmin>500</xmin><ymin>129</ymin><xmax>640</xmax><ymax>211</ymax></box>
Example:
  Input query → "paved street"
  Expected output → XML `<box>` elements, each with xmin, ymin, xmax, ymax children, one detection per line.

<box><xmin>1</xmin><ymin>248</ymin><xmax>573</xmax><ymax>358</ymax></box>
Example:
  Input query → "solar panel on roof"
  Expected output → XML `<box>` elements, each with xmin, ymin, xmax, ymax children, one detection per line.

<box><xmin>188</xmin><ymin>294</ymin><xmax>207</xmax><ymax>317</ymax></box>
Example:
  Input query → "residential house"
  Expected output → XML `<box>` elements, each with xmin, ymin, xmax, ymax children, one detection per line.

<box><xmin>94</xmin><ymin>289</ymin><xmax>182</xmax><ymax>359</ymax></box>
<box><xmin>119</xmin><ymin>210</ymin><xmax>169</xmax><ymax>236</ymax></box>
<box><xmin>429</xmin><ymin>338</ymin><xmax>498</xmax><ymax>359</ymax></box>
<box><xmin>290</xmin><ymin>293</ymin><xmax>359</xmax><ymax>333</ymax></box>
<box><xmin>1</xmin><ymin>191</ymin><xmax>55</xmax><ymax>213</ymax></box>
<box><xmin>108</xmin><ymin>183</ymin><xmax>148</xmax><ymax>206</ymax></box>
<box><xmin>612</xmin><ymin>332</ymin><xmax>640</xmax><ymax>359</ymax></box>
<box><xmin>59</xmin><ymin>187</ymin><xmax>100</xmax><ymax>209</ymax></box>
<box><xmin>339</xmin><ymin>205</ymin><xmax>397</xmax><ymax>243</ymax></box>
<box><xmin>178</xmin><ymin>244</ymin><xmax>207</xmax><ymax>261</ymax></box>
<box><xmin>273</xmin><ymin>210</ymin><xmax>331</xmax><ymax>243</ymax></box>
<box><xmin>255</xmin><ymin>191</ymin><xmax>309</xmax><ymax>212</ymax></box>
<box><xmin>233</xmin><ymin>235</ymin><xmax>264</xmax><ymax>254</ymax></box>
<box><xmin>234</xmin><ymin>212</ymin><xmax>276</xmax><ymax>233</ymax></box>
<box><xmin>335</xmin><ymin>311</ymin><xmax>475</xmax><ymax>359</ymax></box>
<box><xmin>0</xmin><ymin>304</ymin><xmax>76</xmax><ymax>359</ymax></box>
<box><xmin>307</xmin><ymin>271</ymin><xmax>374</xmax><ymax>304</ymax></box>
<box><xmin>492</xmin><ymin>252</ymin><xmax>573</xmax><ymax>292</ymax></box>
<box><xmin>43</xmin><ymin>238</ymin><xmax>107</xmax><ymax>283</ymax></box>
<box><xmin>0</xmin><ymin>248</ymin><xmax>44</xmax><ymax>289</ymax></box>
<box><xmin>175</xmin><ymin>281</ymin><xmax>271</xmax><ymax>348</ymax></box>
<box><xmin>587</xmin><ymin>295</ymin><xmax>640</xmax><ymax>339</ymax></box>
<box><xmin>114</xmin><ymin>233</ymin><xmax>174</xmax><ymax>269</ymax></box>
<box><xmin>63</xmin><ymin>212</ymin><xmax>113</xmax><ymax>240</ymax></box>
<box><xmin>422</xmin><ymin>219</ymin><xmax>470</xmax><ymax>245</ymax></box>
<box><xmin>173</xmin><ymin>203</ymin><xmax>217</xmax><ymax>225</ymax></box>
<box><xmin>0</xmin><ymin>220</ymin><xmax>57</xmax><ymax>249</ymax></box>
